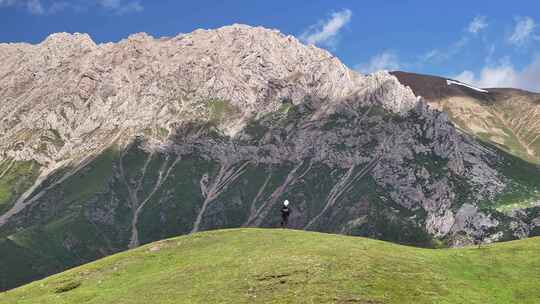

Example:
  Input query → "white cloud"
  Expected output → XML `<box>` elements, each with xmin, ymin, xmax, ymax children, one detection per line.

<box><xmin>508</xmin><ymin>16</ymin><xmax>536</xmax><ymax>46</ymax></box>
<box><xmin>0</xmin><ymin>0</ymin><xmax>143</xmax><ymax>15</ymax></box>
<box><xmin>421</xmin><ymin>36</ymin><xmax>469</xmax><ymax>63</ymax></box>
<box><xmin>420</xmin><ymin>49</ymin><xmax>439</xmax><ymax>63</ymax></box>
<box><xmin>48</xmin><ymin>1</ymin><xmax>76</xmax><ymax>13</ymax></box>
<box><xmin>300</xmin><ymin>9</ymin><xmax>352</xmax><ymax>48</ymax></box>
<box><xmin>421</xmin><ymin>16</ymin><xmax>489</xmax><ymax>64</ymax></box>
<box><xmin>0</xmin><ymin>0</ymin><xmax>17</xmax><ymax>5</ymax></box>
<box><xmin>99</xmin><ymin>0</ymin><xmax>120</xmax><ymax>8</ymax></box>
<box><xmin>355</xmin><ymin>51</ymin><xmax>401</xmax><ymax>74</ymax></box>
<box><xmin>114</xmin><ymin>1</ymin><xmax>142</xmax><ymax>14</ymax></box>
<box><xmin>468</xmin><ymin>15</ymin><xmax>488</xmax><ymax>34</ymax></box>
<box><xmin>98</xmin><ymin>0</ymin><xmax>142</xmax><ymax>14</ymax></box>
<box><xmin>0</xmin><ymin>0</ymin><xmax>43</xmax><ymax>15</ymax></box>
<box><xmin>453</xmin><ymin>56</ymin><xmax>540</xmax><ymax>92</ymax></box>
<box><xmin>454</xmin><ymin>64</ymin><xmax>517</xmax><ymax>88</ymax></box>
<box><xmin>485</xmin><ymin>43</ymin><xmax>496</xmax><ymax>64</ymax></box>
<box><xmin>26</xmin><ymin>0</ymin><xmax>43</xmax><ymax>14</ymax></box>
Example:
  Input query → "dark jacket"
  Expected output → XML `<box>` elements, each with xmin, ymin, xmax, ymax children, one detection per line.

<box><xmin>281</xmin><ymin>206</ymin><xmax>290</xmax><ymax>217</ymax></box>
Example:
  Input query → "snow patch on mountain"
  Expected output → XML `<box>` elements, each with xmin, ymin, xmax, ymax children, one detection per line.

<box><xmin>447</xmin><ymin>79</ymin><xmax>488</xmax><ymax>93</ymax></box>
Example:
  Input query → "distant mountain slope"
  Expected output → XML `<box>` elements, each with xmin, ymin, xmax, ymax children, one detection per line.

<box><xmin>2</xmin><ymin>229</ymin><xmax>540</xmax><ymax>304</ymax></box>
<box><xmin>1</xmin><ymin>26</ymin><xmax>540</xmax><ymax>291</ymax></box>
<box><xmin>392</xmin><ymin>71</ymin><xmax>540</xmax><ymax>164</ymax></box>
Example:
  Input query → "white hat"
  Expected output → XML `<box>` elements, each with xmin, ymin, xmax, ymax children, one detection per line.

<box><xmin>283</xmin><ymin>200</ymin><xmax>289</xmax><ymax>206</ymax></box>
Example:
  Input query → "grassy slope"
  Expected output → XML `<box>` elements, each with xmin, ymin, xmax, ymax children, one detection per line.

<box><xmin>1</xmin><ymin>229</ymin><xmax>539</xmax><ymax>304</ymax></box>
<box><xmin>0</xmin><ymin>149</ymin><xmax>122</xmax><ymax>291</ymax></box>
<box><xmin>487</xmin><ymin>146</ymin><xmax>540</xmax><ymax>213</ymax></box>
<box><xmin>0</xmin><ymin>160</ymin><xmax>40</xmax><ymax>215</ymax></box>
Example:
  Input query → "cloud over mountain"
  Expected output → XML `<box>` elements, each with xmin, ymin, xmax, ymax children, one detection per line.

<box><xmin>468</xmin><ymin>15</ymin><xmax>488</xmax><ymax>34</ymax></box>
<box><xmin>300</xmin><ymin>9</ymin><xmax>352</xmax><ymax>49</ymax></box>
<box><xmin>508</xmin><ymin>16</ymin><xmax>537</xmax><ymax>46</ymax></box>
<box><xmin>454</xmin><ymin>56</ymin><xmax>540</xmax><ymax>92</ymax></box>
<box><xmin>355</xmin><ymin>50</ymin><xmax>401</xmax><ymax>74</ymax></box>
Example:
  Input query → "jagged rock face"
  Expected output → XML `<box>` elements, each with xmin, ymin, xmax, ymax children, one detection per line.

<box><xmin>391</xmin><ymin>71</ymin><xmax>540</xmax><ymax>164</ymax></box>
<box><xmin>0</xmin><ymin>25</ymin><xmax>416</xmax><ymax>166</ymax></box>
<box><xmin>392</xmin><ymin>70</ymin><xmax>540</xmax><ymax>240</ymax></box>
<box><xmin>1</xmin><ymin>25</ymin><xmax>540</xmax><ymax>291</ymax></box>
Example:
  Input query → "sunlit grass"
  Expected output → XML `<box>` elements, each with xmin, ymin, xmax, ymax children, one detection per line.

<box><xmin>2</xmin><ymin>229</ymin><xmax>539</xmax><ymax>304</ymax></box>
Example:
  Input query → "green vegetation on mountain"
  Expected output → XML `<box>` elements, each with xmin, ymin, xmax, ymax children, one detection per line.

<box><xmin>0</xmin><ymin>160</ymin><xmax>40</xmax><ymax>215</ymax></box>
<box><xmin>208</xmin><ymin>99</ymin><xmax>240</xmax><ymax>124</ymax></box>
<box><xmin>0</xmin><ymin>149</ymin><xmax>127</xmax><ymax>291</ymax></box>
<box><xmin>2</xmin><ymin>229</ymin><xmax>540</xmax><ymax>304</ymax></box>
<box><xmin>487</xmin><ymin>147</ymin><xmax>540</xmax><ymax>213</ymax></box>
<box><xmin>2</xmin><ymin>98</ymin><xmax>540</xmax><ymax>291</ymax></box>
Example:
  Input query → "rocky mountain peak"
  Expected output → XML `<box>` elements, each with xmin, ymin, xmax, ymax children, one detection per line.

<box><xmin>41</xmin><ymin>32</ymin><xmax>95</xmax><ymax>47</ymax></box>
<box><xmin>39</xmin><ymin>32</ymin><xmax>97</xmax><ymax>58</ymax></box>
<box><xmin>0</xmin><ymin>24</ymin><xmax>419</xmax><ymax>166</ymax></box>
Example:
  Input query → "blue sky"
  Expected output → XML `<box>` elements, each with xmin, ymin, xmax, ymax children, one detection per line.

<box><xmin>1</xmin><ymin>0</ymin><xmax>539</xmax><ymax>91</ymax></box>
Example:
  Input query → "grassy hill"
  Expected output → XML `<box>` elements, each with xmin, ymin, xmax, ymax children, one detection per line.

<box><xmin>1</xmin><ymin>229</ymin><xmax>539</xmax><ymax>304</ymax></box>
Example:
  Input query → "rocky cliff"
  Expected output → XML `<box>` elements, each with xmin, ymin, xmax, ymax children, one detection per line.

<box><xmin>1</xmin><ymin>25</ymin><xmax>539</xmax><ymax>291</ymax></box>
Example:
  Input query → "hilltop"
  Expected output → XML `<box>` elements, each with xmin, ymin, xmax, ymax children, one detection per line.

<box><xmin>1</xmin><ymin>229</ymin><xmax>540</xmax><ymax>303</ymax></box>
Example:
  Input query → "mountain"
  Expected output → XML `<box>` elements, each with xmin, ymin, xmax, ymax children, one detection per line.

<box><xmin>392</xmin><ymin>70</ymin><xmax>540</xmax><ymax>213</ymax></box>
<box><xmin>1</xmin><ymin>25</ymin><xmax>539</xmax><ymax>291</ymax></box>
<box><xmin>2</xmin><ymin>229</ymin><xmax>540</xmax><ymax>304</ymax></box>
<box><xmin>391</xmin><ymin>71</ymin><xmax>540</xmax><ymax>164</ymax></box>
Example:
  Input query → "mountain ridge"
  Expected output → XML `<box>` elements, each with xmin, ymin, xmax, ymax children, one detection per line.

<box><xmin>1</xmin><ymin>25</ymin><xmax>539</xmax><ymax>291</ymax></box>
<box><xmin>391</xmin><ymin>71</ymin><xmax>540</xmax><ymax>164</ymax></box>
<box><xmin>0</xmin><ymin>24</ymin><xmax>418</xmax><ymax>166</ymax></box>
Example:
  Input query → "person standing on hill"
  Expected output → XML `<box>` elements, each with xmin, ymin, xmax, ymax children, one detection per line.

<box><xmin>281</xmin><ymin>200</ymin><xmax>291</xmax><ymax>228</ymax></box>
